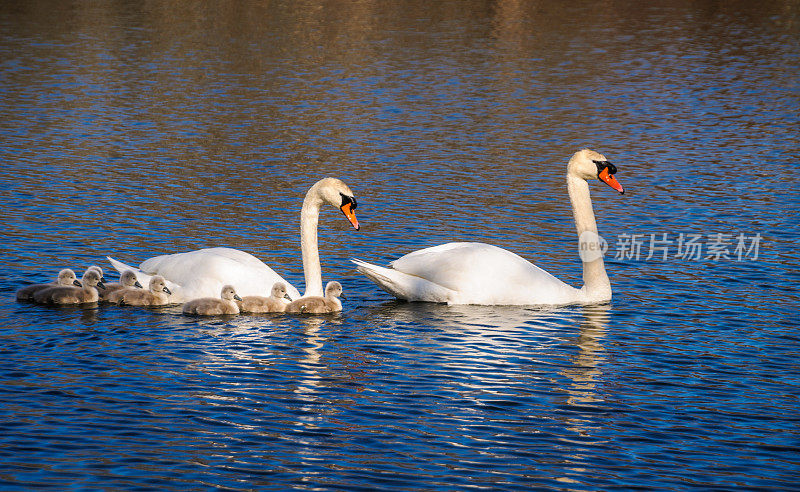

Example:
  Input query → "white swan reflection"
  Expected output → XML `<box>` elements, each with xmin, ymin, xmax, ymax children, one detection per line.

<box><xmin>293</xmin><ymin>316</ymin><xmax>328</xmax><ymax>396</ymax></box>
<box><xmin>359</xmin><ymin>300</ymin><xmax>610</xmax><ymax>407</ymax></box>
<box><xmin>560</xmin><ymin>304</ymin><xmax>610</xmax><ymax>407</ymax></box>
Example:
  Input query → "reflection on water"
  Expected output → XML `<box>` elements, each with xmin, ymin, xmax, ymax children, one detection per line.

<box><xmin>562</xmin><ymin>305</ymin><xmax>609</xmax><ymax>408</ymax></box>
<box><xmin>557</xmin><ymin>304</ymin><xmax>609</xmax><ymax>455</ymax></box>
<box><xmin>1</xmin><ymin>0</ymin><xmax>799</xmax><ymax>490</ymax></box>
<box><xmin>295</xmin><ymin>317</ymin><xmax>327</xmax><ymax>396</ymax></box>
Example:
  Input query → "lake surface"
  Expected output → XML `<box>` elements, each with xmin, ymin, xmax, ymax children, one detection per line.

<box><xmin>2</xmin><ymin>1</ymin><xmax>799</xmax><ymax>489</ymax></box>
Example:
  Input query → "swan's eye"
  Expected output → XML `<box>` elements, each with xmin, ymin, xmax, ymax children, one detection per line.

<box><xmin>593</xmin><ymin>160</ymin><xmax>617</xmax><ymax>176</ymax></box>
<box><xmin>340</xmin><ymin>193</ymin><xmax>357</xmax><ymax>210</ymax></box>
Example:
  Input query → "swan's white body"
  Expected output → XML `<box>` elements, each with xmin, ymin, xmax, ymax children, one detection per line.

<box><xmin>354</xmin><ymin>149</ymin><xmax>624</xmax><ymax>306</ymax></box>
<box><xmin>107</xmin><ymin>178</ymin><xmax>359</xmax><ymax>303</ymax></box>
<box><xmin>108</xmin><ymin>248</ymin><xmax>299</xmax><ymax>303</ymax></box>
<box><xmin>353</xmin><ymin>243</ymin><xmax>579</xmax><ymax>305</ymax></box>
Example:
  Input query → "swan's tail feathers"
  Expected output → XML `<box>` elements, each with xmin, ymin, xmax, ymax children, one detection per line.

<box><xmin>351</xmin><ymin>258</ymin><xmax>392</xmax><ymax>281</ymax></box>
<box><xmin>350</xmin><ymin>258</ymin><xmax>455</xmax><ymax>303</ymax></box>
<box><xmin>107</xmin><ymin>256</ymin><xmax>141</xmax><ymax>275</ymax></box>
<box><xmin>106</xmin><ymin>256</ymin><xmax>153</xmax><ymax>287</ymax></box>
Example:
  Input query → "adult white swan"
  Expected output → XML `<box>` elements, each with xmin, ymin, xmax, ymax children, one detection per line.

<box><xmin>107</xmin><ymin>178</ymin><xmax>359</xmax><ymax>302</ymax></box>
<box><xmin>352</xmin><ymin>149</ymin><xmax>624</xmax><ymax>305</ymax></box>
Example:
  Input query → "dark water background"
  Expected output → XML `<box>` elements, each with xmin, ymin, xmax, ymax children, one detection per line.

<box><xmin>1</xmin><ymin>1</ymin><xmax>799</xmax><ymax>490</ymax></box>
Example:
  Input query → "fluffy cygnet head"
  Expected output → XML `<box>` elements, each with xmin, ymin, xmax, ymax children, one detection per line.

<box><xmin>220</xmin><ymin>285</ymin><xmax>242</xmax><ymax>302</ymax></box>
<box><xmin>86</xmin><ymin>265</ymin><xmax>107</xmax><ymax>282</ymax></box>
<box><xmin>149</xmin><ymin>276</ymin><xmax>171</xmax><ymax>294</ymax></box>
<box><xmin>120</xmin><ymin>270</ymin><xmax>143</xmax><ymax>288</ymax></box>
<box><xmin>58</xmin><ymin>269</ymin><xmax>81</xmax><ymax>287</ymax></box>
<box><xmin>325</xmin><ymin>281</ymin><xmax>344</xmax><ymax>299</ymax></box>
<box><xmin>271</xmin><ymin>282</ymin><xmax>292</xmax><ymax>301</ymax></box>
<box><xmin>81</xmin><ymin>269</ymin><xmax>104</xmax><ymax>289</ymax></box>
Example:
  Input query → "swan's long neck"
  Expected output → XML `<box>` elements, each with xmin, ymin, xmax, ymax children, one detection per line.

<box><xmin>300</xmin><ymin>187</ymin><xmax>324</xmax><ymax>298</ymax></box>
<box><xmin>567</xmin><ymin>174</ymin><xmax>612</xmax><ymax>301</ymax></box>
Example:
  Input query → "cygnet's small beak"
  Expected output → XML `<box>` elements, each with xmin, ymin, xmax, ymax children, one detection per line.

<box><xmin>598</xmin><ymin>167</ymin><xmax>625</xmax><ymax>194</ymax></box>
<box><xmin>340</xmin><ymin>202</ymin><xmax>360</xmax><ymax>230</ymax></box>
<box><xmin>73</xmin><ymin>280</ymin><xmax>82</xmax><ymax>287</ymax></box>
<box><xmin>163</xmin><ymin>286</ymin><xmax>172</xmax><ymax>295</ymax></box>
<box><xmin>134</xmin><ymin>281</ymin><xmax>143</xmax><ymax>289</ymax></box>
<box><xmin>97</xmin><ymin>281</ymin><xmax>106</xmax><ymax>290</ymax></box>
<box><xmin>284</xmin><ymin>293</ymin><xmax>292</xmax><ymax>301</ymax></box>
<box><xmin>339</xmin><ymin>292</ymin><xmax>347</xmax><ymax>300</ymax></box>
<box><xmin>234</xmin><ymin>294</ymin><xmax>243</xmax><ymax>302</ymax></box>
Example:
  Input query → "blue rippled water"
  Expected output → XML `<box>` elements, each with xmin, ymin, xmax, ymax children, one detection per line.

<box><xmin>1</xmin><ymin>1</ymin><xmax>799</xmax><ymax>490</ymax></box>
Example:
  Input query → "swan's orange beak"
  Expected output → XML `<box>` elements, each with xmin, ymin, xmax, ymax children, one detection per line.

<box><xmin>340</xmin><ymin>202</ymin><xmax>360</xmax><ymax>230</ymax></box>
<box><xmin>599</xmin><ymin>167</ymin><xmax>625</xmax><ymax>194</ymax></box>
